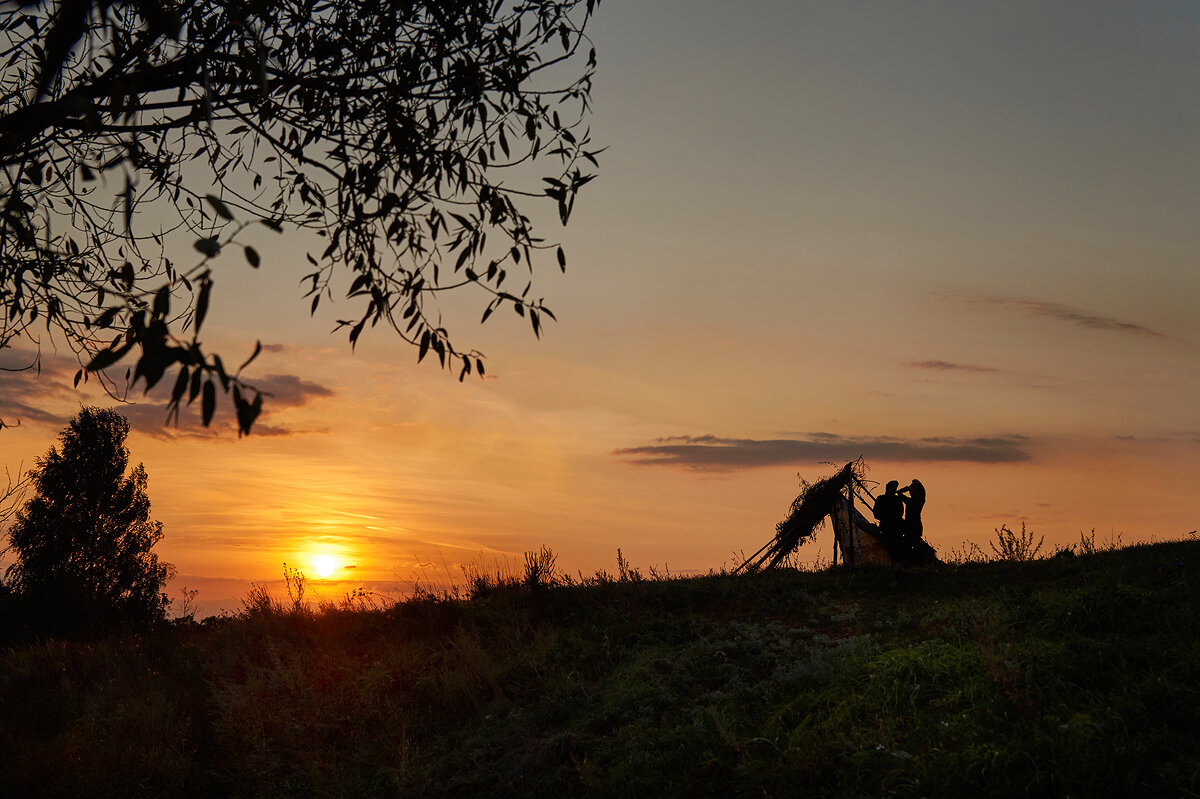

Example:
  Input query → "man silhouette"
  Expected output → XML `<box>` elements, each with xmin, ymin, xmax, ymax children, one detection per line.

<box><xmin>872</xmin><ymin>480</ymin><xmax>905</xmax><ymax>559</ymax></box>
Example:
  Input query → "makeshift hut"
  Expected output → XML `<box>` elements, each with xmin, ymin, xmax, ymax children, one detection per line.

<box><xmin>735</xmin><ymin>461</ymin><xmax>937</xmax><ymax>573</ymax></box>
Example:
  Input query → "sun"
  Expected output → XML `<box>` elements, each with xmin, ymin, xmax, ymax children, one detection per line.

<box><xmin>313</xmin><ymin>554</ymin><xmax>339</xmax><ymax>578</ymax></box>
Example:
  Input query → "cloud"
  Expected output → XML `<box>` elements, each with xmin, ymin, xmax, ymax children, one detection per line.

<box><xmin>0</xmin><ymin>348</ymin><xmax>84</xmax><ymax>429</ymax></box>
<box><xmin>963</xmin><ymin>294</ymin><xmax>1164</xmax><ymax>339</ymax></box>
<box><xmin>1111</xmin><ymin>432</ymin><xmax>1200</xmax><ymax>445</ymax></box>
<box><xmin>121</xmin><ymin>406</ymin><xmax>328</xmax><ymax>440</ymax></box>
<box><xmin>124</xmin><ymin>371</ymin><xmax>335</xmax><ymax>439</ymax></box>
<box><xmin>615</xmin><ymin>433</ymin><xmax>1033</xmax><ymax>471</ymax></box>
<box><xmin>250</xmin><ymin>373</ymin><xmax>335</xmax><ymax>408</ymax></box>
<box><xmin>907</xmin><ymin>360</ymin><xmax>998</xmax><ymax>373</ymax></box>
<box><xmin>1</xmin><ymin>397</ymin><xmax>65</xmax><ymax>427</ymax></box>
<box><xmin>0</xmin><ymin>345</ymin><xmax>333</xmax><ymax>440</ymax></box>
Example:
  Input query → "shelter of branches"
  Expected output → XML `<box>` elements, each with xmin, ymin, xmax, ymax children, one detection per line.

<box><xmin>736</xmin><ymin>461</ymin><xmax>937</xmax><ymax>573</ymax></box>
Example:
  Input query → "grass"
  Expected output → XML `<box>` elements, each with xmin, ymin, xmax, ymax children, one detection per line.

<box><xmin>1</xmin><ymin>537</ymin><xmax>1198</xmax><ymax>797</ymax></box>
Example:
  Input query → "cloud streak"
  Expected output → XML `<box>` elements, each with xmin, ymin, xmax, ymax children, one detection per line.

<box><xmin>615</xmin><ymin>433</ymin><xmax>1032</xmax><ymax>471</ymax></box>
<box><xmin>907</xmin><ymin>360</ymin><xmax>999</xmax><ymax>373</ymax></box>
<box><xmin>964</xmin><ymin>294</ymin><xmax>1164</xmax><ymax>339</ymax></box>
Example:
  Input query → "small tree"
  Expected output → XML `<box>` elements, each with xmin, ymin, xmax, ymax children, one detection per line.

<box><xmin>5</xmin><ymin>407</ymin><xmax>173</xmax><ymax>628</ymax></box>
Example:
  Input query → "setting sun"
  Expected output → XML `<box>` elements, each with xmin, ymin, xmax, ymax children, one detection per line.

<box><xmin>313</xmin><ymin>554</ymin><xmax>338</xmax><ymax>579</ymax></box>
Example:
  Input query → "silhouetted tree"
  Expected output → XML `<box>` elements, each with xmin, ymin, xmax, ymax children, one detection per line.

<box><xmin>0</xmin><ymin>461</ymin><xmax>29</xmax><ymax>528</ymax></box>
<box><xmin>0</xmin><ymin>0</ymin><xmax>602</xmax><ymax>433</ymax></box>
<box><xmin>5</xmin><ymin>407</ymin><xmax>173</xmax><ymax>629</ymax></box>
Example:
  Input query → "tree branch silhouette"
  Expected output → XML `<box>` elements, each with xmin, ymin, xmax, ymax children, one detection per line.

<box><xmin>1</xmin><ymin>0</ymin><xmax>603</xmax><ymax>433</ymax></box>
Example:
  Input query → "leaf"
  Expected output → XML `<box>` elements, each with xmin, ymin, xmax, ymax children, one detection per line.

<box><xmin>73</xmin><ymin>369</ymin><xmax>83</xmax><ymax>388</ymax></box>
<box><xmin>194</xmin><ymin>237</ymin><xmax>221</xmax><ymax>257</ymax></box>
<box><xmin>153</xmin><ymin>286</ymin><xmax>170</xmax><ymax>318</ymax></box>
<box><xmin>95</xmin><ymin>307</ymin><xmax>120</xmax><ymax>329</ymax></box>
<box><xmin>556</xmin><ymin>246</ymin><xmax>566</xmax><ymax>272</ymax></box>
<box><xmin>455</xmin><ymin>246</ymin><xmax>472</xmax><ymax>272</ymax></box>
<box><xmin>244</xmin><ymin>246</ymin><xmax>260</xmax><ymax>267</ymax></box>
<box><xmin>205</xmin><ymin>194</ymin><xmax>234</xmax><ymax>220</ymax></box>
<box><xmin>86</xmin><ymin>344</ymin><xmax>128</xmax><ymax>372</ymax></box>
<box><xmin>236</xmin><ymin>390</ymin><xmax>262</xmax><ymax>436</ymax></box>
<box><xmin>212</xmin><ymin>354</ymin><xmax>229</xmax><ymax>388</ymax></box>
<box><xmin>194</xmin><ymin>279</ymin><xmax>211</xmax><ymax>332</ymax></box>
<box><xmin>418</xmin><ymin>330</ymin><xmax>431</xmax><ymax>362</ymax></box>
<box><xmin>201</xmin><ymin>379</ymin><xmax>216</xmax><ymax>425</ymax></box>
<box><xmin>237</xmin><ymin>341</ymin><xmax>262</xmax><ymax>373</ymax></box>
<box><xmin>124</xmin><ymin>176</ymin><xmax>133</xmax><ymax>232</ymax></box>
<box><xmin>170</xmin><ymin>365</ymin><xmax>190</xmax><ymax>403</ymax></box>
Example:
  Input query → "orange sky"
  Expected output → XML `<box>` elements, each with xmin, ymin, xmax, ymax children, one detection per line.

<box><xmin>4</xmin><ymin>1</ymin><xmax>1200</xmax><ymax>616</ymax></box>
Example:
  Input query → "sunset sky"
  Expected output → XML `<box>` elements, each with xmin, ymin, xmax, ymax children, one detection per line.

<box><xmin>4</xmin><ymin>1</ymin><xmax>1200</xmax><ymax>615</ymax></box>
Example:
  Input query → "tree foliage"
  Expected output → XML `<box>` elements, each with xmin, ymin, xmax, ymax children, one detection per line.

<box><xmin>4</xmin><ymin>406</ymin><xmax>173</xmax><ymax>627</ymax></box>
<box><xmin>0</xmin><ymin>0</ymin><xmax>602</xmax><ymax>432</ymax></box>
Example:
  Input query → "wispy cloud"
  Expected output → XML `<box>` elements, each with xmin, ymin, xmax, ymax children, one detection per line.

<box><xmin>0</xmin><ymin>348</ymin><xmax>84</xmax><ymax>429</ymax></box>
<box><xmin>908</xmin><ymin>360</ymin><xmax>999</xmax><ymax>373</ymax></box>
<box><xmin>962</xmin><ymin>294</ymin><xmax>1164</xmax><ymax>339</ymax></box>
<box><xmin>615</xmin><ymin>433</ymin><xmax>1033</xmax><ymax>471</ymax></box>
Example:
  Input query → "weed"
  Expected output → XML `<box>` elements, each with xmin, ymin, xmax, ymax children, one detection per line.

<box><xmin>944</xmin><ymin>541</ymin><xmax>989</xmax><ymax>565</ymax></box>
<box><xmin>1077</xmin><ymin>528</ymin><xmax>1124</xmax><ymax>555</ymax></box>
<box><xmin>171</xmin><ymin>586</ymin><xmax>200</xmax><ymax>622</ymax></box>
<box><xmin>239</xmin><ymin>581</ymin><xmax>280</xmax><ymax>616</ymax></box>
<box><xmin>523</xmin><ymin>544</ymin><xmax>559</xmax><ymax>588</ymax></box>
<box><xmin>615</xmin><ymin>548</ymin><xmax>643</xmax><ymax>582</ymax></box>
<box><xmin>647</xmin><ymin>562</ymin><xmax>672</xmax><ymax>580</ymax></box>
<box><xmin>283</xmin><ymin>563</ymin><xmax>308</xmax><ymax>614</ymax></box>
<box><xmin>989</xmin><ymin>522</ymin><xmax>1044</xmax><ymax>562</ymax></box>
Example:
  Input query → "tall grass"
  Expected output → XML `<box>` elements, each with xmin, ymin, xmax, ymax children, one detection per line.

<box><xmin>3</xmin><ymin>536</ymin><xmax>1198</xmax><ymax>796</ymax></box>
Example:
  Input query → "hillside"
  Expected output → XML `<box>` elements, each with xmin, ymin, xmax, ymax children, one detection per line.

<box><xmin>2</xmin><ymin>539</ymin><xmax>1198</xmax><ymax>797</ymax></box>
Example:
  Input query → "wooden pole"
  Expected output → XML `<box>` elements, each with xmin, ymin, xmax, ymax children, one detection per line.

<box><xmin>847</xmin><ymin>481</ymin><xmax>858</xmax><ymax>566</ymax></box>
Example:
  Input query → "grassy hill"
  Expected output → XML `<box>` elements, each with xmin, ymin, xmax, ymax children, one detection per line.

<box><xmin>2</xmin><ymin>539</ymin><xmax>1198</xmax><ymax>798</ymax></box>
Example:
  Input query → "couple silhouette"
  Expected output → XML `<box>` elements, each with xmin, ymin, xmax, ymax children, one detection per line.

<box><xmin>871</xmin><ymin>479</ymin><xmax>925</xmax><ymax>563</ymax></box>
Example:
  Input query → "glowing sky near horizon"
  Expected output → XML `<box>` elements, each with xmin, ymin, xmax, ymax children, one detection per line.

<box><xmin>3</xmin><ymin>1</ymin><xmax>1200</xmax><ymax>614</ymax></box>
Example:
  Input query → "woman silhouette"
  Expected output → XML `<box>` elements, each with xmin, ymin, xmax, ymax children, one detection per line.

<box><xmin>898</xmin><ymin>479</ymin><xmax>926</xmax><ymax>542</ymax></box>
